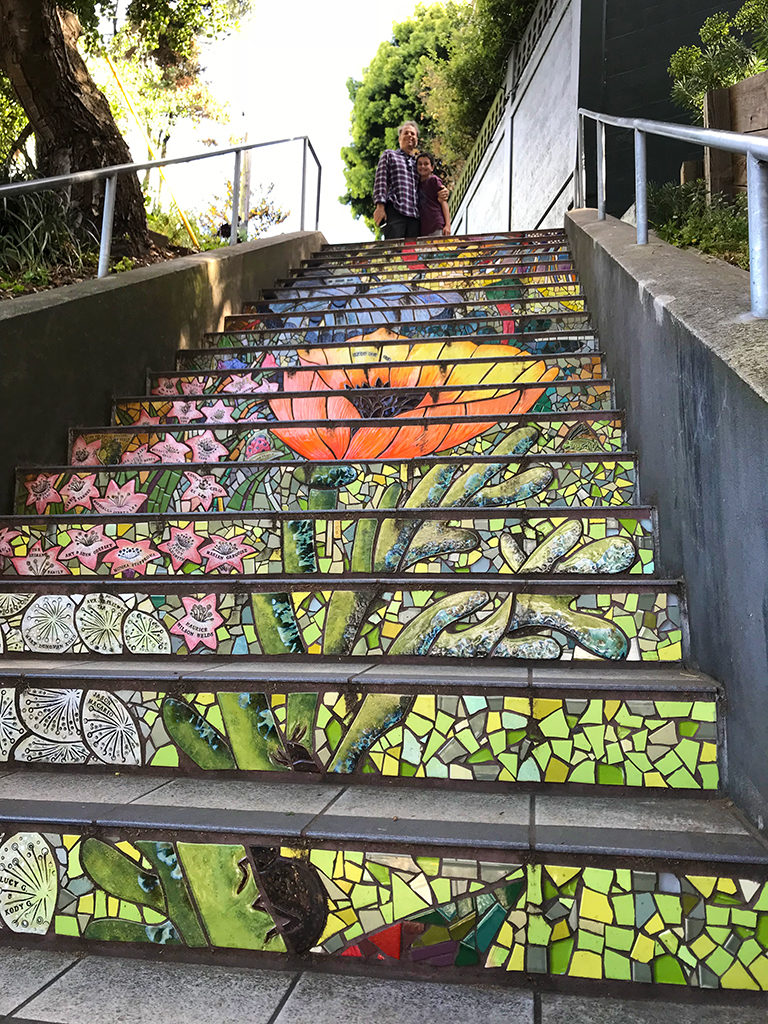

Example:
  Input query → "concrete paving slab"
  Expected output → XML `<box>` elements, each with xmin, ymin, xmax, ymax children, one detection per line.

<box><xmin>535</xmin><ymin>795</ymin><xmax>748</xmax><ymax>834</ymax></box>
<box><xmin>19</xmin><ymin>955</ymin><xmax>297</xmax><ymax>1023</ymax></box>
<box><xmin>274</xmin><ymin>971</ymin><xmax>534</xmax><ymax>1024</ymax></box>
<box><xmin>540</xmin><ymin>992</ymin><xmax>768</xmax><ymax>1023</ymax></box>
<box><xmin>0</xmin><ymin>946</ymin><xmax>78</xmax><ymax>1017</ymax></box>
<box><xmin>133</xmin><ymin>777</ymin><xmax>342</xmax><ymax>814</ymax></box>
<box><xmin>330</xmin><ymin>784</ymin><xmax>529</xmax><ymax>824</ymax></box>
<box><xmin>0</xmin><ymin>771</ymin><xmax>168</xmax><ymax>805</ymax></box>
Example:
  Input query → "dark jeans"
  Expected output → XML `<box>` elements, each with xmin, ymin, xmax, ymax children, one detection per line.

<box><xmin>383</xmin><ymin>203</ymin><xmax>420</xmax><ymax>239</ymax></box>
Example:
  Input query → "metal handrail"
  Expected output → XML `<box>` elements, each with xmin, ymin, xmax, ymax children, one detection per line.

<box><xmin>0</xmin><ymin>135</ymin><xmax>322</xmax><ymax>278</ymax></box>
<box><xmin>577</xmin><ymin>107</ymin><xmax>768</xmax><ymax>318</ymax></box>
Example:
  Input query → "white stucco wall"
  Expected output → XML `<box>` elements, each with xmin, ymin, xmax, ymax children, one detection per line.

<box><xmin>451</xmin><ymin>0</ymin><xmax>580</xmax><ymax>234</ymax></box>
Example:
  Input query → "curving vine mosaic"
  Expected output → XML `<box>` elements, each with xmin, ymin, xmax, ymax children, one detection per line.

<box><xmin>0</xmin><ymin>686</ymin><xmax>718</xmax><ymax>789</ymax></box>
<box><xmin>0</xmin><ymin>831</ymin><xmax>763</xmax><ymax>989</ymax></box>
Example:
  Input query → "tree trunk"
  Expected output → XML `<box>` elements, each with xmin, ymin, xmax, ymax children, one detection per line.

<box><xmin>0</xmin><ymin>1</ymin><xmax>149</xmax><ymax>251</ymax></box>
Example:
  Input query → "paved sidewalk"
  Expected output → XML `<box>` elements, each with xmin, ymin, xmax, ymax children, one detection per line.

<box><xmin>1</xmin><ymin>946</ymin><xmax>765</xmax><ymax>1024</ymax></box>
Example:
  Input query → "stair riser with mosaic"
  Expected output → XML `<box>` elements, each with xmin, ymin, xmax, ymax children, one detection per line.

<box><xmin>0</xmin><ymin>509</ymin><xmax>656</xmax><ymax>580</ymax></box>
<box><xmin>220</xmin><ymin>312</ymin><xmax>592</xmax><ymax>339</ymax></box>
<box><xmin>0</xmin><ymin>582</ymin><xmax>683</xmax><ymax>660</ymax></box>
<box><xmin>0</xmin><ymin>683</ymin><xmax>719</xmax><ymax>788</ymax></box>
<box><xmin>66</xmin><ymin>411</ymin><xmax>626</xmax><ymax>467</ymax></box>
<box><xmin>111</xmin><ymin>383</ymin><xmax>614</xmax><ymax>428</ymax></box>
<box><xmin>282</xmin><ymin>265</ymin><xmax>577</xmax><ymax>289</ymax></box>
<box><xmin>18</xmin><ymin>454</ymin><xmax>638</xmax><ymax>517</ymax></box>
<box><xmin>1</xmin><ymin>828</ymin><xmax>763</xmax><ymax>991</ymax></box>
<box><xmin>180</xmin><ymin>331</ymin><xmax>598</xmax><ymax>368</ymax></box>
<box><xmin>262</xmin><ymin>276</ymin><xmax>580</xmax><ymax>301</ymax></box>
<box><xmin>149</xmin><ymin>352</ymin><xmax>604</xmax><ymax>395</ymax></box>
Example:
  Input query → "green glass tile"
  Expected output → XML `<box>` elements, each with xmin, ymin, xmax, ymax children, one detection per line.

<box><xmin>582</xmin><ymin>868</ymin><xmax>614</xmax><ymax>895</ymax></box>
<box><xmin>576</xmin><ymin>929</ymin><xmax>605</xmax><ymax>953</ymax></box>
<box><xmin>606</xmin><ymin>925</ymin><xmax>634</xmax><ymax>951</ymax></box>
<box><xmin>549</xmin><ymin>937</ymin><xmax>575</xmax><ymax>974</ymax></box>
<box><xmin>653</xmin><ymin>954</ymin><xmax>686</xmax><ymax>985</ymax></box>
<box><xmin>55</xmin><ymin>915</ymin><xmax>80</xmax><ymax>936</ymax></box>
<box><xmin>605</xmin><ymin>950</ymin><xmax>632</xmax><ymax>980</ymax></box>
<box><xmin>679</xmin><ymin>721</ymin><xmax>699</xmax><ymax>738</ymax></box>
<box><xmin>706</xmin><ymin>945</ymin><xmax>736</xmax><ymax>975</ymax></box>
<box><xmin>597</xmin><ymin>763</ymin><xmax>624</xmax><ymax>785</ymax></box>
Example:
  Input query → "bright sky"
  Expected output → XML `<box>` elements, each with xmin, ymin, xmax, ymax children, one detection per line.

<box><xmin>160</xmin><ymin>0</ymin><xmax>429</xmax><ymax>244</ymax></box>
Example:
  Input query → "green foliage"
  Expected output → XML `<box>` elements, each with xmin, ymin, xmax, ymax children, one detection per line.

<box><xmin>340</xmin><ymin>0</ymin><xmax>536</xmax><ymax>225</ymax></box>
<box><xmin>341</xmin><ymin>3</ymin><xmax>459</xmax><ymax>227</ymax></box>
<box><xmin>72</xmin><ymin>0</ymin><xmax>251</xmax><ymax>60</ymax></box>
<box><xmin>668</xmin><ymin>1</ymin><xmax>768</xmax><ymax>120</ymax></box>
<box><xmin>0</xmin><ymin>75</ymin><xmax>29</xmax><ymax>174</ymax></box>
<box><xmin>0</xmin><ymin>190</ymin><xmax>96</xmax><ymax>278</ymax></box>
<box><xmin>648</xmin><ymin>180</ymin><xmax>749</xmax><ymax>269</ymax></box>
<box><xmin>87</xmin><ymin>25</ymin><xmax>229</xmax><ymax>164</ymax></box>
<box><xmin>422</xmin><ymin>0</ymin><xmax>537</xmax><ymax>167</ymax></box>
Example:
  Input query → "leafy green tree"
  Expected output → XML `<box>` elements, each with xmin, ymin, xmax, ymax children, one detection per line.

<box><xmin>341</xmin><ymin>3</ymin><xmax>459</xmax><ymax>227</ymax></box>
<box><xmin>669</xmin><ymin>1</ymin><xmax>768</xmax><ymax>120</ymax></box>
<box><xmin>422</xmin><ymin>0</ymin><xmax>536</xmax><ymax>167</ymax></box>
<box><xmin>340</xmin><ymin>0</ymin><xmax>537</xmax><ymax>225</ymax></box>
<box><xmin>0</xmin><ymin>1</ymin><xmax>249</xmax><ymax>248</ymax></box>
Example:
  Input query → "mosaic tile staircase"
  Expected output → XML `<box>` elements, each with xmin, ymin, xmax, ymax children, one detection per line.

<box><xmin>0</xmin><ymin>230</ymin><xmax>765</xmax><ymax>996</ymax></box>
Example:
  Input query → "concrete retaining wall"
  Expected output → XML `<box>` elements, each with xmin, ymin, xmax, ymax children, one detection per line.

<box><xmin>0</xmin><ymin>231</ymin><xmax>324</xmax><ymax>510</ymax></box>
<box><xmin>566</xmin><ymin>209</ymin><xmax>768</xmax><ymax>827</ymax></box>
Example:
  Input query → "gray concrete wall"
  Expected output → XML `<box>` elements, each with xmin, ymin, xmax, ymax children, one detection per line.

<box><xmin>566</xmin><ymin>209</ymin><xmax>768</xmax><ymax>828</ymax></box>
<box><xmin>0</xmin><ymin>231</ymin><xmax>324</xmax><ymax>511</ymax></box>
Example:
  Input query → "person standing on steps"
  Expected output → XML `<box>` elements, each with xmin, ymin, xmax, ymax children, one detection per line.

<box><xmin>372</xmin><ymin>121</ymin><xmax>449</xmax><ymax>239</ymax></box>
<box><xmin>416</xmin><ymin>152</ymin><xmax>451</xmax><ymax>237</ymax></box>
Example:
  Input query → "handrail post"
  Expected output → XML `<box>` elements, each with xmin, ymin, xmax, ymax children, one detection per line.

<box><xmin>596</xmin><ymin>119</ymin><xmax>606</xmax><ymax>220</ymax></box>
<box><xmin>747</xmin><ymin>152</ymin><xmax>768</xmax><ymax>317</ymax></box>
<box><xmin>230</xmin><ymin>149</ymin><xmax>242</xmax><ymax>246</ymax></box>
<box><xmin>300</xmin><ymin>137</ymin><xmax>308</xmax><ymax>231</ymax></box>
<box><xmin>315</xmin><ymin>159</ymin><xmax>322</xmax><ymax>231</ymax></box>
<box><xmin>634</xmin><ymin>129</ymin><xmax>648</xmax><ymax>245</ymax></box>
<box><xmin>576</xmin><ymin>113</ymin><xmax>585</xmax><ymax>207</ymax></box>
<box><xmin>97</xmin><ymin>174</ymin><xmax>118</xmax><ymax>278</ymax></box>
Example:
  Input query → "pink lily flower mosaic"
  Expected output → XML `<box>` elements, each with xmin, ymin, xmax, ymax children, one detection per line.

<box><xmin>11</xmin><ymin>540</ymin><xmax>71</xmax><ymax>576</ymax></box>
<box><xmin>149</xmin><ymin>434</ymin><xmax>192</xmax><ymax>461</ymax></box>
<box><xmin>24</xmin><ymin>474</ymin><xmax>62</xmax><ymax>514</ymax></box>
<box><xmin>180</xmin><ymin>472</ymin><xmax>227</xmax><ymax>512</ymax></box>
<box><xmin>101</xmin><ymin>538</ymin><xmax>163</xmax><ymax>576</ymax></box>
<box><xmin>60</xmin><ymin>474</ymin><xmax>99</xmax><ymax>511</ymax></box>
<box><xmin>59</xmin><ymin>525</ymin><xmax>117</xmax><ymax>570</ymax></box>
<box><xmin>187</xmin><ymin>431</ymin><xmax>228</xmax><ymax>463</ymax></box>
<box><xmin>92</xmin><ymin>480</ymin><xmax>148</xmax><ymax>514</ymax></box>
<box><xmin>170</xmin><ymin>593</ymin><xmax>223</xmax><ymax>650</ymax></box>
<box><xmin>70</xmin><ymin>436</ymin><xmax>103</xmax><ymax>466</ymax></box>
<box><xmin>158</xmin><ymin>525</ymin><xmax>206</xmax><ymax>571</ymax></box>
<box><xmin>199</xmin><ymin>533</ymin><xmax>257</xmax><ymax>573</ymax></box>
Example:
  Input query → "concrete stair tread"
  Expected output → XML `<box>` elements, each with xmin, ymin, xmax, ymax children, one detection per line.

<box><xmin>188</xmin><ymin>328</ymin><xmax>598</xmax><ymax>355</ymax></box>
<box><xmin>5</xmin><ymin>953</ymin><xmax>765</xmax><ymax>1023</ymax></box>
<box><xmin>0</xmin><ymin>774</ymin><xmax>760</xmax><ymax>864</ymax></box>
<box><xmin>0</xmin><ymin>655</ymin><xmax>715</xmax><ymax>693</ymax></box>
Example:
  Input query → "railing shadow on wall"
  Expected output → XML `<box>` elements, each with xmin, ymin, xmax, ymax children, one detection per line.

<box><xmin>0</xmin><ymin>136</ymin><xmax>322</xmax><ymax>279</ymax></box>
<box><xmin>577</xmin><ymin>107</ymin><xmax>768</xmax><ymax>319</ymax></box>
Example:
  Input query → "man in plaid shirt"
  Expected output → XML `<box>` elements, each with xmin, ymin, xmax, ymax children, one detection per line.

<box><xmin>373</xmin><ymin>121</ymin><xmax>449</xmax><ymax>239</ymax></box>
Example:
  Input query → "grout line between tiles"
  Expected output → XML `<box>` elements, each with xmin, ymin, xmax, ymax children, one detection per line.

<box><xmin>126</xmin><ymin>778</ymin><xmax>175</xmax><ymax>805</ymax></box>
<box><xmin>265</xmin><ymin>971</ymin><xmax>302</xmax><ymax>1024</ymax></box>
<box><xmin>533</xmin><ymin>990</ymin><xmax>542</xmax><ymax>1024</ymax></box>
<box><xmin>302</xmin><ymin>786</ymin><xmax>348</xmax><ymax>835</ymax></box>
<box><xmin>4</xmin><ymin>955</ymin><xmax>83</xmax><ymax>1019</ymax></box>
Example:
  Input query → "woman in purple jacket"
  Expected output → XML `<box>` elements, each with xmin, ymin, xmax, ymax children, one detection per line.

<box><xmin>416</xmin><ymin>152</ymin><xmax>451</xmax><ymax>237</ymax></box>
